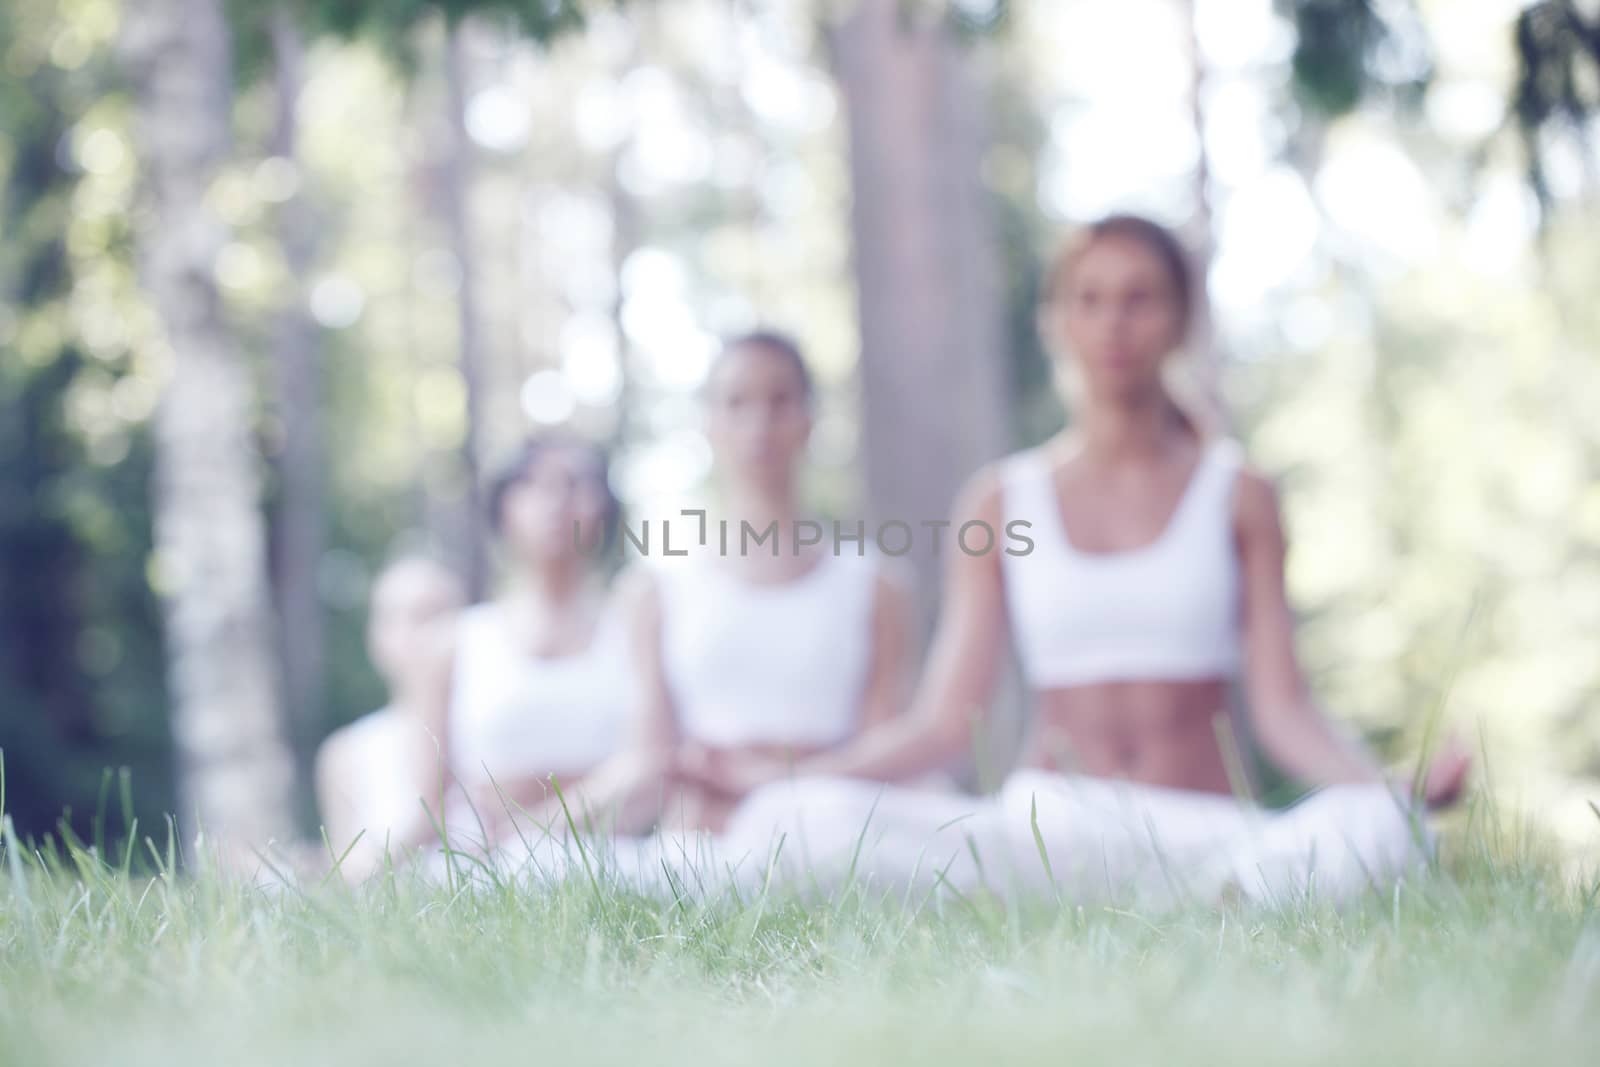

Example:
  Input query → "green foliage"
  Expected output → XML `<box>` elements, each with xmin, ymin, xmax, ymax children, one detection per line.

<box><xmin>1235</xmin><ymin>217</ymin><xmax>1600</xmax><ymax>790</ymax></box>
<box><xmin>306</xmin><ymin>0</ymin><xmax>599</xmax><ymax>38</ymax></box>
<box><xmin>943</xmin><ymin>0</ymin><xmax>1009</xmax><ymax>41</ymax></box>
<box><xmin>227</xmin><ymin>0</ymin><xmax>631</xmax><ymax>80</ymax></box>
<box><xmin>1510</xmin><ymin>1</ymin><xmax>1600</xmax><ymax>206</ymax></box>
<box><xmin>4</xmin><ymin>0</ymin><xmax>1596</xmax><ymax>847</ymax></box>
<box><xmin>1282</xmin><ymin>0</ymin><xmax>1432</xmax><ymax>118</ymax></box>
<box><xmin>0</xmin><ymin>5</ymin><xmax>174</xmax><ymax>840</ymax></box>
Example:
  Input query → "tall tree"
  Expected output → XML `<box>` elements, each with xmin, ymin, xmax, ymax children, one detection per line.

<box><xmin>440</xmin><ymin>24</ymin><xmax>491</xmax><ymax>597</ymax></box>
<box><xmin>0</xmin><ymin>5</ymin><xmax>176</xmax><ymax>845</ymax></box>
<box><xmin>121</xmin><ymin>0</ymin><xmax>296</xmax><ymax>850</ymax></box>
<box><xmin>1508</xmin><ymin>0</ymin><xmax>1600</xmax><ymax>207</ymax></box>
<box><xmin>828</xmin><ymin>0</ymin><xmax>1012</xmax><ymax>632</ymax></box>
<box><xmin>265</xmin><ymin>8</ymin><xmax>328</xmax><ymax>806</ymax></box>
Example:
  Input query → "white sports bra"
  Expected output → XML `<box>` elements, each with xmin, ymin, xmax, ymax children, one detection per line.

<box><xmin>657</xmin><ymin>549</ymin><xmax>881</xmax><ymax>748</ymax></box>
<box><xmin>448</xmin><ymin>601</ymin><xmax>634</xmax><ymax>786</ymax></box>
<box><xmin>999</xmin><ymin>437</ymin><xmax>1244</xmax><ymax>689</ymax></box>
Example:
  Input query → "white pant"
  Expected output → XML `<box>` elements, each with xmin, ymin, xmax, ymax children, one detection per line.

<box><xmin>417</xmin><ymin>772</ymin><xmax>1430</xmax><ymax>910</ymax></box>
<box><xmin>703</xmin><ymin>771</ymin><xmax>1431</xmax><ymax>909</ymax></box>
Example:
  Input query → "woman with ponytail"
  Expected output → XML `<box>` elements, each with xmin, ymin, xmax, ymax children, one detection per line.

<box><xmin>688</xmin><ymin>214</ymin><xmax>1469</xmax><ymax>908</ymax></box>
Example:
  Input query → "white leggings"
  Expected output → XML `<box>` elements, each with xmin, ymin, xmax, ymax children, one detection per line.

<box><xmin>430</xmin><ymin>772</ymin><xmax>1429</xmax><ymax>909</ymax></box>
<box><xmin>696</xmin><ymin>771</ymin><xmax>1432</xmax><ymax>908</ymax></box>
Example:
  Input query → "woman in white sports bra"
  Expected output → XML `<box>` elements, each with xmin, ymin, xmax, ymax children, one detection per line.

<box><xmin>422</xmin><ymin>435</ymin><xmax>637</xmax><ymax>855</ymax></box>
<box><xmin>689</xmin><ymin>216</ymin><xmax>1471</xmax><ymax>906</ymax></box>
<box><xmin>613</xmin><ymin>331</ymin><xmax>915</xmax><ymax>835</ymax></box>
<box><xmin>316</xmin><ymin>554</ymin><xmax>464</xmax><ymax>878</ymax></box>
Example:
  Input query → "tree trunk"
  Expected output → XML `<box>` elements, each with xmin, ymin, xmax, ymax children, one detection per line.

<box><xmin>121</xmin><ymin>0</ymin><xmax>295</xmax><ymax>850</ymax></box>
<box><xmin>442</xmin><ymin>25</ymin><xmax>490</xmax><ymax>599</ymax></box>
<box><xmin>267</xmin><ymin>8</ymin><xmax>325</xmax><ymax>808</ymax></box>
<box><xmin>607</xmin><ymin>151</ymin><xmax>641</xmax><ymax>455</ymax></box>
<box><xmin>830</xmin><ymin>0</ymin><xmax>1012</xmax><ymax>631</ymax></box>
<box><xmin>831</xmin><ymin>0</ymin><xmax>1019</xmax><ymax>782</ymax></box>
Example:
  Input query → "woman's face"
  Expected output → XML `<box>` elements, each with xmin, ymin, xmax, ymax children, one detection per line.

<box><xmin>497</xmin><ymin>444</ymin><xmax>612</xmax><ymax>564</ymax></box>
<box><xmin>704</xmin><ymin>343</ymin><xmax>813</xmax><ymax>488</ymax></box>
<box><xmin>367</xmin><ymin>560</ymin><xmax>462</xmax><ymax>689</ymax></box>
<box><xmin>1048</xmin><ymin>235</ymin><xmax>1185</xmax><ymax>402</ymax></box>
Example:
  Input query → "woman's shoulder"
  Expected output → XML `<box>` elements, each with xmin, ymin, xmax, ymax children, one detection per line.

<box><xmin>1208</xmin><ymin>438</ymin><xmax>1281</xmax><ymax>536</ymax></box>
<box><xmin>991</xmin><ymin>443</ymin><xmax>1054</xmax><ymax>480</ymax></box>
<box><xmin>939</xmin><ymin>446</ymin><xmax>1066</xmax><ymax>535</ymax></box>
<box><xmin>317</xmin><ymin>707</ymin><xmax>395</xmax><ymax>769</ymax></box>
<box><xmin>328</xmin><ymin>706</ymin><xmax>394</xmax><ymax>740</ymax></box>
<box><xmin>947</xmin><ymin>454</ymin><xmax>1031</xmax><ymax>522</ymax></box>
<box><xmin>827</xmin><ymin>544</ymin><xmax>904</xmax><ymax>591</ymax></box>
<box><xmin>862</xmin><ymin>551</ymin><xmax>914</xmax><ymax>614</ymax></box>
<box><xmin>1231</xmin><ymin>464</ymin><xmax>1281</xmax><ymax>524</ymax></box>
<box><xmin>455</xmin><ymin>600</ymin><xmax>502</xmax><ymax>628</ymax></box>
<box><xmin>1200</xmin><ymin>432</ymin><xmax>1265</xmax><ymax>485</ymax></box>
<box><xmin>606</xmin><ymin>557</ymin><xmax>675</xmax><ymax>629</ymax></box>
<box><xmin>447</xmin><ymin>600</ymin><xmax>504</xmax><ymax>653</ymax></box>
<box><xmin>1205</xmin><ymin>433</ymin><xmax>1249</xmax><ymax>470</ymax></box>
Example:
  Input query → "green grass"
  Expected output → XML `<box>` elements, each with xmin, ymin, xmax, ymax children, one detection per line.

<box><xmin>2</xmin><ymin>803</ymin><xmax>1598</xmax><ymax>1067</ymax></box>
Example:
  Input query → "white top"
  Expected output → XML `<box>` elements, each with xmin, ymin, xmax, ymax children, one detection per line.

<box><xmin>657</xmin><ymin>548</ymin><xmax>881</xmax><ymax>748</ymax></box>
<box><xmin>448</xmin><ymin>601</ymin><xmax>634</xmax><ymax>787</ymax></box>
<box><xmin>998</xmin><ymin>437</ymin><xmax>1245</xmax><ymax>689</ymax></box>
<box><xmin>321</xmin><ymin>707</ymin><xmax>436</xmax><ymax>843</ymax></box>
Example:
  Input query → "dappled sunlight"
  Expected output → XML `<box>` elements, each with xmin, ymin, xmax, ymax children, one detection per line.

<box><xmin>0</xmin><ymin>0</ymin><xmax>1596</xmax><ymax>894</ymax></box>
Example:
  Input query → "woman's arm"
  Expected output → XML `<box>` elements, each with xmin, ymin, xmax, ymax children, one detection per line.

<box><xmin>782</xmin><ymin>468</ymin><xmax>1012</xmax><ymax>784</ymax></box>
<box><xmin>1228</xmin><ymin>467</ymin><xmax>1382</xmax><ymax>783</ymax></box>
<box><xmin>1235</xmin><ymin>468</ymin><xmax>1388</xmax><ymax>787</ymax></box>
<box><xmin>1234</xmin><ymin>468</ymin><xmax>1471</xmax><ymax>808</ymax></box>
<box><xmin>314</xmin><ymin>729</ymin><xmax>360</xmax><ymax>855</ymax></box>
<box><xmin>620</xmin><ymin>567</ymin><xmax>681</xmax><ymax>755</ymax></box>
<box><xmin>399</xmin><ymin>621</ymin><xmax>468</xmax><ymax>846</ymax></box>
<box><xmin>855</xmin><ymin>560</ymin><xmax>916</xmax><ymax>730</ymax></box>
<box><xmin>313</xmin><ymin>730</ymin><xmax>397</xmax><ymax>878</ymax></box>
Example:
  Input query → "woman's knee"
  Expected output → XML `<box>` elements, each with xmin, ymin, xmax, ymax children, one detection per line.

<box><xmin>1235</xmin><ymin>783</ymin><xmax>1430</xmax><ymax>903</ymax></box>
<box><xmin>1296</xmin><ymin>783</ymin><xmax>1428</xmax><ymax>862</ymax></box>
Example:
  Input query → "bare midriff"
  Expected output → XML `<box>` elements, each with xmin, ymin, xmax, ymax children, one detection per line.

<box><xmin>1018</xmin><ymin>678</ymin><xmax>1237</xmax><ymax>795</ymax></box>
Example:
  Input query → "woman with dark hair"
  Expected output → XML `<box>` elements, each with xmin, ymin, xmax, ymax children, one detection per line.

<box><xmin>687</xmin><ymin>216</ymin><xmax>1469</xmax><ymax>906</ymax></box>
<box><xmin>416</xmin><ymin>433</ymin><xmax>642</xmax><ymax>856</ymax></box>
